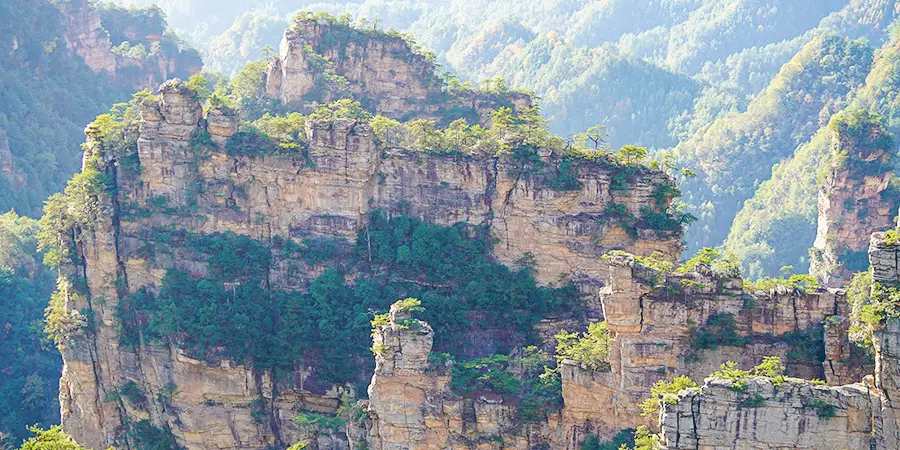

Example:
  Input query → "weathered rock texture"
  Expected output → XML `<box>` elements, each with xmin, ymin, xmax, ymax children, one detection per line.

<box><xmin>658</xmin><ymin>230</ymin><xmax>900</xmax><ymax>449</ymax></box>
<box><xmin>569</xmin><ymin>253</ymin><xmax>856</xmax><ymax>442</ymax></box>
<box><xmin>661</xmin><ymin>377</ymin><xmax>880</xmax><ymax>450</ymax></box>
<box><xmin>57</xmin><ymin>78</ymin><xmax>680</xmax><ymax>450</ymax></box>
<box><xmin>55</xmin><ymin>0</ymin><xmax>201</xmax><ymax>89</ymax></box>
<box><xmin>810</xmin><ymin>123</ymin><xmax>895</xmax><ymax>288</ymax></box>
<box><xmin>367</xmin><ymin>303</ymin><xmax>558</xmax><ymax>450</ymax></box>
<box><xmin>265</xmin><ymin>17</ymin><xmax>531</xmax><ymax>123</ymax></box>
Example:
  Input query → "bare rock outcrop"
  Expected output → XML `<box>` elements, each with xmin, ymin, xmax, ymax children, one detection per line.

<box><xmin>54</xmin><ymin>0</ymin><xmax>201</xmax><ymax>89</ymax></box>
<box><xmin>661</xmin><ymin>377</ymin><xmax>879</xmax><ymax>449</ymax></box>
<box><xmin>810</xmin><ymin>117</ymin><xmax>896</xmax><ymax>288</ymax></box>
<box><xmin>265</xmin><ymin>16</ymin><xmax>531</xmax><ymax>123</ymax></box>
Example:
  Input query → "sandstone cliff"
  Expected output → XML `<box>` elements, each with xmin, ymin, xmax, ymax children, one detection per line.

<box><xmin>55</xmin><ymin>0</ymin><xmax>201</xmax><ymax>90</ymax></box>
<box><xmin>658</xmin><ymin>229</ymin><xmax>900</xmax><ymax>449</ymax></box>
<box><xmin>52</xmin><ymin>77</ymin><xmax>681</xmax><ymax>450</ymax></box>
<box><xmin>810</xmin><ymin>113</ymin><xmax>896</xmax><ymax>288</ymax></box>
<box><xmin>265</xmin><ymin>15</ymin><xmax>531</xmax><ymax>123</ymax></box>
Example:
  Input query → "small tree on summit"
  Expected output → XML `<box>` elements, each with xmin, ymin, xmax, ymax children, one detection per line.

<box><xmin>618</xmin><ymin>145</ymin><xmax>647</xmax><ymax>165</ymax></box>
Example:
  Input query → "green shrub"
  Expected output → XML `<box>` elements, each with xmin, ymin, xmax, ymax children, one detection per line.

<box><xmin>710</xmin><ymin>361</ymin><xmax>750</xmax><ymax>392</ymax></box>
<box><xmin>127</xmin><ymin>419</ymin><xmax>181</xmax><ymax>450</ymax></box>
<box><xmin>639</xmin><ymin>375</ymin><xmax>697</xmax><ymax>416</ymax></box>
<box><xmin>119</xmin><ymin>381</ymin><xmax>147</xmax><ymax>408</ymax></box>
<box><xmin>807</xmin><ymin>398</ymin><xmax>836</xmax><ymax>418</ymax></box>
<box><xmin>294</xmin><ymin>412</ymin><xmax>347</xmax><ymax>434</ymax></box>
<box><xmin>114</xmin><ymin>212</ymin><xmax>581</xmax><ymax>386</ymax></box>
<box><xmin>742</xmin><ymin>392</ymin><xmax>766</xmax><ymax>407</ymax></box>
<box><xmin>676</xmin><ymin>247</ymin><xmax>742</xmax><ymax>277</ymax></box>
<box><xmin>551</xmin><ymin>158</ymin><xmax>582</xmax><ymax>190</ymax></box>
<box><xmin>555</xmin><ymin>322</ymin><xmax>612</xmax><ymax>371</ymax></box>
<box><xmin>691</xmin><ymin>313</ymin><xmax>748</xmax><ymax>350</ymax></box>
<box><xmin>19</xmin><ymin>426</ymin><xmax>88</xmax><ymax>450</ymax></box>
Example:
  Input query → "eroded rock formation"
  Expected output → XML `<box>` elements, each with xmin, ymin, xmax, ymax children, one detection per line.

<box><xmin>55</xmin><ymin>0</ymin><xmax>201</xmax><ymax>89</ymax></box>
<box><xmin>658</xmin><ymin>230</ymin><xmax>900</xmax><ymax>449</ymax></box>
<box><xmin>55</xmin><ymin>76</ymin><xmax>681</xmax><ymax>449</ymax></box>
<box><xmin>265</xmin><ymin>16</ymin><xmax>531</xmax><ymax>123</ymax></box>
<box><xmin>810</xmin><ymin>117</ymin><xmax>896</xmax><ymax>288</ymax></box>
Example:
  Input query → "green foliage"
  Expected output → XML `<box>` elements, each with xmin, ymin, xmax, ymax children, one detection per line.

<box><xmin>449</xmin><ymin>355</ymin><xmax>521</xmax><ymax>397</ymax></box>
<box><xmin>847</xmin><ymin>270</ymin><xmax>878</xmax><ymax>348</ymax></box>
<box><xmin>807</xmin><ymin>398</ymin><xmax>837</xmax><ymax>418</ymax></box>
<box><xmin>581</xmin><ymin>429</ymin><xmax>635</xmax><ymax>450</ymax></box>
<box><xmin>676</xmin><ymin>247</ymin><xmax>742</xmax><ymax>278</ymax></box>
<box><xmin>639</xmin><ymin>375</ymin><xmax>697</xmax><ymax>417</ymax></box>
<box><xmin>710</xmin><ymin>361</ymin><xmax>750</xmax><ymax>392</ymax></box>
<box><xmin>249</xmin><ymin>397</ymin><xmax>267</xmax><ymax>425</ymax></box>
<box><xmin>632</xmin><ymin>426</ymin><xmax>661</xmax><ymax>450</ymax></box>
<box><xmin>690</xmin><ymin>313</ymin><xmax>747</xmax><ymax>350</ymax></box>
<box><xmin>294</xmin><ymin>412</ymin><xmax>347</xmax><ymax>435</ymax></box>
<box><xmin>555</xmin><ymin>322</ymin><xmax>611</xmax><ymax>371</ymax></box>
<box><xmin>127</xmin><ymin>419</ymin><xmax>181</xmax><ymax>450</ymax></box>
<box><xmin>0</xmin><ymin>213</ymin><xmax>60</xmax><ymax>446</ymax></box>
<box><xmin>742</xmin><ymin>392</ymin><xmax>766</xmax><ymax>407</ymax></box>
<box><xmin>309</xmin><ymin>99</ymin><xmax>373</xmax><ymax>123</ymax></box>
<box><xmin>748</xmin><ymin>273</ymin><xmax>819</xmax><ymax>294</ymax></box>
<box><xmin>516</xmin><ymin>347</ymin><xmax>563</xmax><ymax>422</ymax></box>
<box><xmin>115</xmin><ymin>213</ymin><xmax>579</xmax><ymax>386</ymax></box>
<box><xmin>752</xmin><ymin>356</ymin><xmax>786</xmax><ymax>386</ymax></box>
<box><xmin>119</xmin><ymin>381</ymin><xmax>148</xmax><ymax>408</ymax></box>
<box><xmin>684</xmin><ymin>34</ymin><xmax>875</xmax><ymax>261</ymax></box>
<box><xmin>860</xmin><ymin>280</ymin><xmax>900</xmax><ymax>328</ymax></box>
<box><xmin>781</xmin><ymin>328</ymin><xmax>826</xmax><ymax>364</ymax></box>
<box><xmin>18</xmin><ymin>426</ymin><xmax>87</xmax><ymax>450</ymax></box>
<box><xmin>884</xmin><ymin>229</ymin><xmax>900</xmax><ymax>246</ymax></box>
<box><xmin>43</xmin><ymin>279</ymin><xmax>89</xmax><ymax>350</ymax></box>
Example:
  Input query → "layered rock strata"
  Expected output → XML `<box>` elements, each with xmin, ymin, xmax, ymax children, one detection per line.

<box><xmin>55</xmin><ymin>0</ymin><xmax>201</xmax><ymax>89</ymax></box>
<box><xmin>57</xmin><ymin>80</ymin><xmax>680</xmax><ymax>450</ymax></box>
<box><xmin>810</xmin><ymin>121</ymin><xmax>895</xmax><ymax>288</ymax></box>
<box><xmin>658</xmin><ymin>230</ymin><xmax>900</xmax><ymax>449</ymax></box>
<box><xmin>265</xmin><ymin>17</ymin><xmax>531</xmax><ymax>123</ymax></box>
<box><xmin>367</xmin><ymin>302</ymin><xmax>558</xmax><ymax>449</ymax></box>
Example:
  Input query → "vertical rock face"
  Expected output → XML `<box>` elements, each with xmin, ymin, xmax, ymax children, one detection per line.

<box><xmin>658</xmin><ymin>229</ymin><xmax>900</xmax><ymax>449</ymax></box>
<box><xmin>0</xmin><ymin>129</ymin><xmax>25</xmax><ymax>186</ymax></box>
<box><xmin>265</xmin><ymin>17</ymin><xmax>531</xmax><ymax>123</ymax></box>
<box><xmin>661</xmin><ymin>378</ymin><xmax>879</xmax><ymax>450</ymax></box>
<box><xmin>54</xmin><ymin>0</ymin><xmax>201</xmax><ymax>89</ymax></box>
<box><xmin>810</xmin><ymin>123</ymin><xmax>895</xmax><ymax>288</ymax></box>
<box><xmin>585</xmin><ymin>254</ymin><xmax>852</xmax><ymax>440</ymax></box>
<box><xmin>57</xmin><ymin>80</ymin><xmax>683</xmax><ymax>450</ymax></box>
<box><xmin>366</xmin><ymin>302</ymin><xmax>558</xmax><ymax>450</ymax></box>
<box><xmin>870</xmin><ymin>230</ymin><xmax>900</xmax><ymax>449</ymax></box>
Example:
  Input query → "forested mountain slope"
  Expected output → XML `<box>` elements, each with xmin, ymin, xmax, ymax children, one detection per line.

<box><xmin>727</xmin><ymin>30</ymin><xmax>900</xmax><ymax>278</ymax></box>
<box><xmin>675</xmin><ymin>35</ymin><xmax>874</xmax><ymax>253</ymax></box>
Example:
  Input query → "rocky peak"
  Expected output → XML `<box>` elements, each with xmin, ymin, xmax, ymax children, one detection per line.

<box><xmin>810</xmin><ymin>111</ymin><xmax>896</xmax><ymax>287</ymax></box>
<box><xmin>265</xmin><ymin>14</ymin><xmax>531</xmax><ymax>123</ymax></box>
<box><xmin>54</xmin><ymin>0</ymin><xmax>201</xmax><ymax>90</ymax></box>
